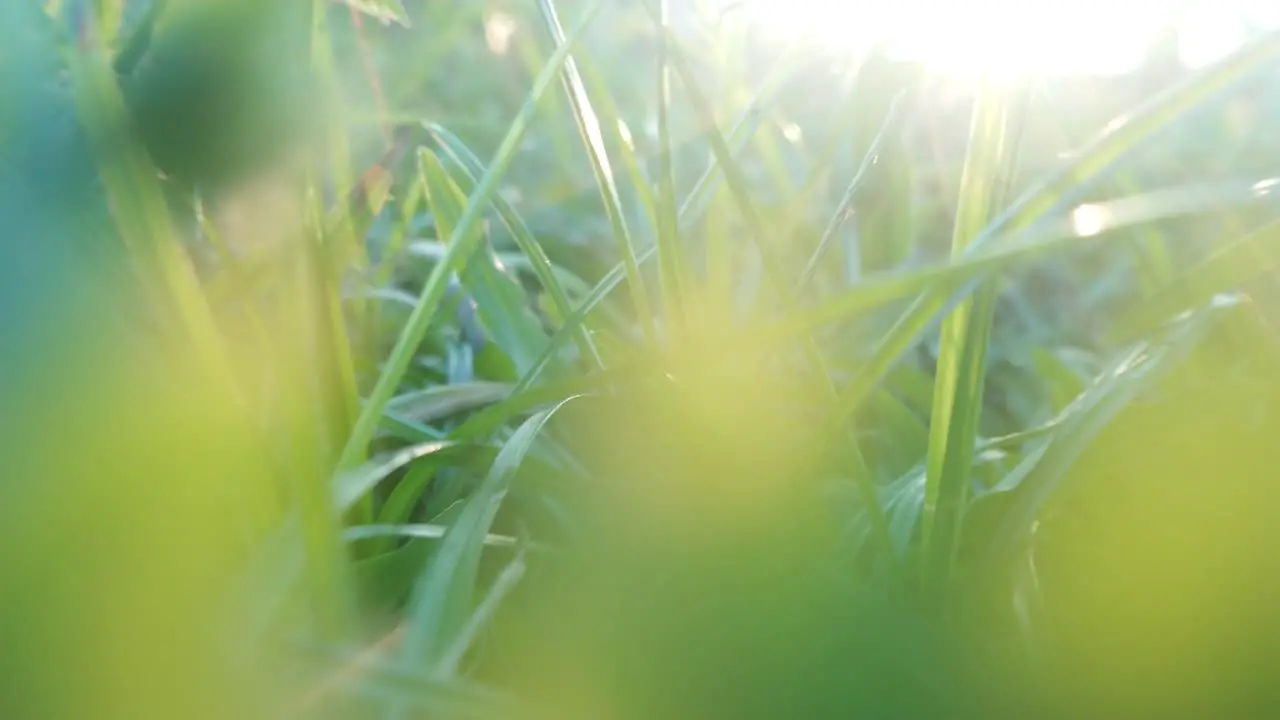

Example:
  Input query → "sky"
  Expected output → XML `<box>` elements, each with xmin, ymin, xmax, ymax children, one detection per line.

<box><xmin>714</xmin><ymin>0</ymin><xmax>1280</xmax><ymax>76</ymax></box>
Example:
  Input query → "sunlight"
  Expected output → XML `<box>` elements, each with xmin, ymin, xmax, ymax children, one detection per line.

<box><xmin>1070</xmin><ymin>203</ymin><xmax>1110</xmax><ymax>237</ymax></box>
<box><xmin>717</xmin><ymin>0</ymin><xmax>1277</xmax><ymax>77</ymax></box>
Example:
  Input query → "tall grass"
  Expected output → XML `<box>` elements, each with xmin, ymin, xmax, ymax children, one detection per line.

<box><xmin>4</xmin><ymin>0</ymin><xmax>1280</xmax><ymax>717</ymax></box>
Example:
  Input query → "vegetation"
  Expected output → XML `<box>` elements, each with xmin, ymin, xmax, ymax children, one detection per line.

<box><xmin>3</xmin><ymin>1</ymin><xmax>1280</xmax><ymax>717</ymax></box>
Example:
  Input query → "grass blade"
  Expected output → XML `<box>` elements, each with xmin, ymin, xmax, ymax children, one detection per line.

<box><xmin>922</xmin><ymin>78</ymin><xmax>1025</xmax><ymax>588</ymax></box>
<box><xmin>648</xmin><ymin>0</ymin><xmax>690</xmax><ymax>339</ymax></box>
<box><xmin>418</xmin><ymin>148</ymin><xmax>552</xmax><ymax>377</ymax></box>
<box><xmin>389</xmin><ymin>396</ymin><xmax>581</xmax><ymax>720</ymax></box>
<box><xmin>797</xmin><ymin>91</ymin><xmax>907</xmax><ymax>290</ymax></box>
<box><xmin>422</xmin><ymin>122</ymin><xmax>603</xmax><ymax>369</ymax></box>
<box><xmin>332</xmin><ymin>441</ymin><xmax>468</xmax><ymax>514</ymax></box>
<box><xmin>536</xmin><ymin>0</ymin><xmax>658</xmax><ymax>343</ymax></box>
<box><xmin>1113</xmin><ymin>215</ymin><xmax>1280</xmax><ymax>340</ymax></box>
<box><xmin>645</xmin><ymin>10</ymin><xmax>895</xmax><ymax>561</ymax></box>
<box><xmin>337</xmin><ymin>0</ymin><xmax>607</xmax><ymax>472</ymax></box>
<box><xmin>772</xmin><ymin>179</ymin><xmax>1280</xmax><ymax>348</ymax></box>
<box><xmin>826</xmin><ymin>30</ymin><xmax>1280</xmax><ymax>434</ymax></box>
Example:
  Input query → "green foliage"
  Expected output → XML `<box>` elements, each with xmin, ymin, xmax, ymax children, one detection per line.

<box><xmin>5</xmin><ymin>0</ymin><xmax>1280</xmax><ymax>717</ymax></box>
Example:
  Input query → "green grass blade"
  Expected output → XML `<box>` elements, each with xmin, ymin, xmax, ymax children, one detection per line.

<box><xmin>421</xmin><ymin>122</ymin><xmax>603</xmax><ymax>369</ymax></box>
<box><xmin>470</xmin><ymin>61</ymin><xmax>783</xmax><ymax>407</ymax></box>
<box><xmin>797</xmin><ymin>91</ymin><xmax>907</xmax><ymax>290</ymax></box>
<box><xmin>535</xmin><ymin>0</ymin><xmax>658</xmax><ymax>344</ymax></box>
<box><xmin>646</xmin><ymin>11</ymin><xmax>895</xmax><ymax>560</ymax></box>
<box><xmin>921</xmin><ymin>78</ymin><xmax>1024</xmax><ymax>587</ymax></box>
<box><xmin>345</xmin><ymin>523</ymin><xmax>522</xmax><ymax>550</ymax></box>
<box><xmin>981</xmin><ymin>29</ymin><xmax>1280</xmax><ymax>256</ymax></box>
<box><xmin>648</xmin><ymin>0</ymin><xmax>689</xmax><ymax>340</ymax></box>
<box><xmin>1113</xmin><ymin>214</ymin><xmax>1280</xmax><ymax>340</ymax></box>
<box><xmin>825</xmin><ymin>31</ymin><xmax>1280</xmax><ymax>435</ymax></box>
<box><xmin>418</xmin><ymin>148</ymin><xmax>552</xmax><ymax>377</ymax></box>
<box><xmin>489</xmin><ymin>123</ymin><xmax>773</xmax><ymax>399</ymax></box>
<box><xmin>390</xmin><ymin>397</ymin><xmax>581</xmax><ymax>720</ymax></box>
<box><xmin>388</xmin><ymin>381</ymin><xmax>514</xmax><ymax>425</ymax></box>
<box><xmin>773</xmin><ymin>179</ymin><xmax>1279</xmax><ymax>348</ymax></box>
<box><xmin>370</xmin><ymin>445</ymin><xmax>507</xmax><ymax>553</ymax></box>
<box><xmin>435</xmin><ymin>548</ymin><xmax>528</xmax><ymax>677</ymax></box>
<box><xmin>574</xmin><ymin>49</ymin><xmax>661</xmax><ymax>234</ymax></box>
<box><xmin>337</xmin><ymin>0</ymin><xmax>606</xmax><ymax>472</ymax></box>
<box><xmin>309</xmin><ymin>2</ymin><xmax>368</xmax><ymax>444</ymax></box>
<box><xmin>333</xmin><ymin>440</ymin><xmax>468</xmax><ymax>514</ymax></box>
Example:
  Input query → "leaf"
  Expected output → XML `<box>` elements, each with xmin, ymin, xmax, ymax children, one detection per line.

<box><xmin>797</xmin><ymin>90</ymin><xmax>907</xmax><ymax>289</ymax></box>
<box><xmin>921</xmin><ymin>78</ymin><xmax>1025</xmax><ymax>586</ymax></box>
<box><xmin>388</xmin><ymin>381</ymin><xmax>514</xmax><ymax>424</ymax></box>
<box><xmin>389</xmin><ymin>396</ymin><xmax>581</xmax><ymax>720</ymax></box>
<box><xmin>418</xmin><ymin>148</ymin><xmax>552</xmax><ymax>377</ymax></box>
<box><xmin>764</xmin><ymin>179</ymin><xmax>1280</xmax><ymax>357</ymax></box>
<box><xmin>645</xmin><ymin>10</ymin><xmax>893</xmax><ymax>559</ymax></box>
<box><xmin>824</xmin><ymin>30</ymin><xmax>1280</xmax><ymax>435</ymax></box>
<box><xmin>496</xmin><ymin>78</ymin><xmax>776</xmax><ymax>399</ymax></box>
<box><xmin>535</xmin><ymin>0</ymin><xmax>657</xmax><ymax>343</ymax></box>
<box><xmin>333</xmin><ymin>441</ymin><xmax>474</xmax><ymax>514</ymax></box>
<box><xmin>422</xmin><ymin>123</ymin><xmax>602</xmax><ymax>369</ymax></box>
<box><xmin>346</xmin><ymin>523</ymin><xmax>521</xmax><ymax>549</ymax></box>
<box><xmin>337</xmin><ymin>0</ymin><xmax>608</xmax><ymax>472</ymax></box>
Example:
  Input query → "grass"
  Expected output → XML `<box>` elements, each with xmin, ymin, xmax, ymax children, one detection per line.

<box><xmin>5</xmin><ymin>0</ymin><xmax>1280</xmax><ymax>717</ymax></box>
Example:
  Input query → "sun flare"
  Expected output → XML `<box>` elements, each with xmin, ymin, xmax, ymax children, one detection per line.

<box><xmin>714</xmin><ymin>0</ymin><xmax>1279</xmax><ymax>77</ymax></box>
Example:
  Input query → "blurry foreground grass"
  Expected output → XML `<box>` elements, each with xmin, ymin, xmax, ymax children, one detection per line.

<box><xmin>4</xmin><ymin>1</ymin><xmax>1280</xmax><ymax>718</ymax></box>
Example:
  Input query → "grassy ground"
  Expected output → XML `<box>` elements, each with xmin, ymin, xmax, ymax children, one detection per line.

<box><xmin>4</xmin><ymin>1</ymin><xmax>1280</xmax><ymax>717</ymax></box>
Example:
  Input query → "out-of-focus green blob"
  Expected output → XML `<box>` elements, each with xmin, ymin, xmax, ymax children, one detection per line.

<box><xmin>1036</xmin><ymin>300</ymin><xmax>1280</xmax><ymax>716</ymax></box>
<box><xmin>482</xmin><ymin>367</ymin><xmax>1006</xmax><ymax>719</ymax></box>
<box><xmin>1</xmin><ymin>5</ymin><xmax>279</xmax><ymax>719</ymax></box>
<box><xmin>119</xmin><ymin>0</ymin><xmax>321</xmax><ymax>194</ymax></box>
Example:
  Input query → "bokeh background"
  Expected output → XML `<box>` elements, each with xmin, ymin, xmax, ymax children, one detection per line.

<box><xmin>4</xmin><ymin>1</ymin><xmax>1280</xmax><ymax>718</ymax></box>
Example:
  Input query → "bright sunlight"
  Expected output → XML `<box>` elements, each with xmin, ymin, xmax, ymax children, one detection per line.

<box><xmin>716</xmin><ymin>0</ymin><xmax>1280</xmax><ymax>76</ymax></box>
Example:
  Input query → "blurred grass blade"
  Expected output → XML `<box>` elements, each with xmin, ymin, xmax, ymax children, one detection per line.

<box><xmin>826</xmin><ymin>31</ymin><xmax>1280</xmax><ymax>434</ymax></box>
<box><xmin>645</xmin><ymin>10</ymin><xmax>895</xmax><ymax>559</ymax></box>
<box><xmin>340</xmin><ymin>0</ymin><xmax>411</xmax><ymax>27</ymax></box>
<box><xmin>449</xmin><ymin>361</ymin><xmax>655</xmax><ymax>442</ymax></box>
<box><xmin>345</xmin><ymin>523</ymin><xmax>520</xmax><ymax>549</ymax></box>
<box><xmin>501</xmin><ymin>66</ymin><xmax>778</xmax><ymax>395</ymax></box>
<box><xmin>579</xmin><ymin>34</ymin><xmax>787</xmax><ymax>271</ymax></box>
<box><xmin>418</xmin><ymin>148</ymin><xmax>551</xmax><ymax>377</ymax></box>
<box><xmin>574</xmin><ymin>50</ymin><xmax>660</xmax><ymax>232</ymax></box>
<box><xmin>371</xmin><ymin>445</ymin><xmax>508</xmax><ymax>557</ymax></box>
<box><xmin>422</xmin><ymin>122</ymin><xmax>602</xmax><ymax>369</ymax></box>
<box><xmin>777</xmin><ymin>179</ymin><xmax>1280</xmax><ymax>346</ymax></box>
<box><xmin>797</xmin><ymin>91</ymin><xmax>906</xmax><ymax>290</ymax></box>
<box><xmin>390</xmin><ymin>397</ymin><xmax>581</xmax><ymax>720</ymax></box>
<box><xmin>332</xmin><ymin>441</ymin><xmax>464</xmax><ymax>514</ymax></box>
<box><xmin>971</xmin><ymin>297</ymin><xmax>1240</xmax><ymax>583</ymax></box>
<box><xmin>337</xmin><ymin>0</ymin><xmax>606</xmax><ymax>472</ymax></box>
<box><xmin>921</xmin><ymin>79</ymin><xmax>1024</xmax><ymax>587</ymax></box>
<box><xmin>436</xmin><ymin>548</ymin><xmax>528</xmax><ymax>677</ymax></box>
<box><xmin>535</xmin><ymin>0</ymin><xmax>657</xmax><ymax>343</ymax></box>
<box><xmin>981</xmin><ymin>29</ymin><xmax>1280</xmax><ymax>255</ymax></box>
<box><xmin>1113</xmin><ymin>215</ymin><xmax>1280</xmax><ymax>340</ymax></box>
<box><xmin>648</xmin><ymin>0</ymin><xmax>690</xmax><ymax>339</ymax></box>
<box><xmin>388</xmin><ymin>381</ymin><xmax>514</xmax><ymax>425</ymax></box>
